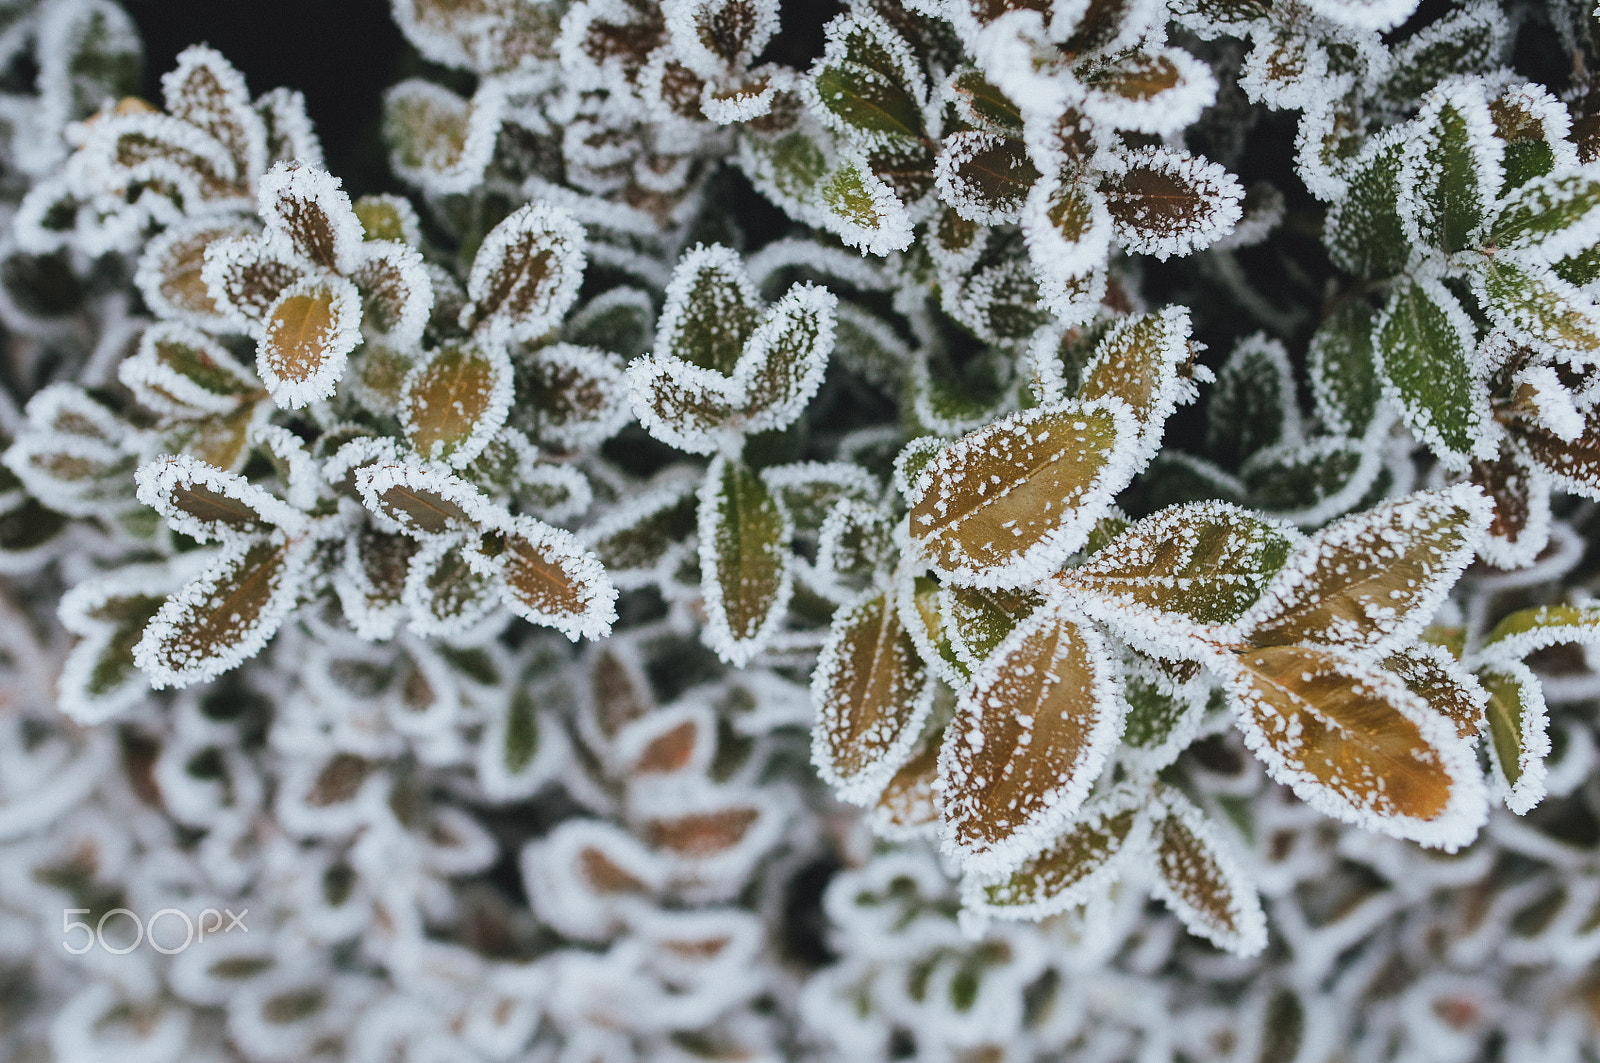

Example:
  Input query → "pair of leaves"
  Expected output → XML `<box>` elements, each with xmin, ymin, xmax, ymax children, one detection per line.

<box><xmin>628</xmin><ymin>244</ymin><xmax>837</xmax><ymax>454</ymax></box>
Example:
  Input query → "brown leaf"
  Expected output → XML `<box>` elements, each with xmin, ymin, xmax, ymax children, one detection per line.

<box><xmin>1242</xmin><ymin>486</ymin><xmax>1490</xmax><ymax>652</ymax></box>
<box><xmin>493</xmin><ymin>517</ymin><xmax>616</xmax><ymax>641</ymax></box>
<box><xmin>909</xmin><ymin>401</ymin><xmax>1133</xmax><ymax>588</ymax></box>
<box><xmin>939</xmin><ymin>598</ymin><xmax>1122</xmax><ymax>871</ymax></box>
<box><xmin>401</xmin><ymin>342</ymin><xmax>511</xmax><ymax>467</ymax></box>
<box><xmin>812</xmin><ymin>591</ymin><xmax>933</xmax><ymax>802</ymax></box>
<box><xmin>1150</xmin><ymin>790</ymin><xmax>1266</xmax><ymax>955</ymax></box>
<box><xmin>1226</xmin><ymin>644</ymin><xmax>1485</xmax><ymax>848</ymax></box>
<box><xmin>1382</xmin><ymin>645</ymin><xmax>1488</xmax><ymax>740</ymax></box>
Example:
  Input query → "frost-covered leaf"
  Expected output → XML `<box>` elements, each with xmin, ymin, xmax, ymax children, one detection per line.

<box><xmin>350</xmin><ymin>239</ymin><xmax>432</xmax><ymax>346</ymax></box>
<box><xmin>405</xmin><ymin>535</ymin><xmax>502</xmax><ymax>637</ymax></box>
<box><xmin>1065</xmin><ymin>501</ymin><xmax>1297</xmax><ymax>627</ymax></box>
<box><xmin>935</xmin><ymin>131</ymin><xmax>1039</xmax><ymax>225</ymax></box>
<box><xmin>1324</xmin><ymin>130</ymin><xmax>1410</xmax><ymax>278</ymax></box>
<box><xmin>464</xmin><ymin>202</ymin><xmax>586</xmax><ymax>344</ymax></box>
<box><xmin>870</xmin><ymin>727</ymin><xmax>942</xmax><ymax>839</ymax></box>
<box><xmin>1207</xmin><ymin>334</ymin><xmax>1299</xmax><ymax>468</ymax></box>
<box><xmin>161</xmin><ymin>44</ymin><xmax>265</xmax><ymax>184</ymax></box>
<box><xmin>816</xmin><ymin>498</ymin><xmax>895</xmax><ymax>585</ymax></box>
<box><xmin>134</xmin><ymin>533</ymin><xmax>314</xmax><ymax>689</ymax></box>
<box><xmin>2</xmin><ymin>386</ymin><xmax>138</xmax><ymax>518</ymax></box>
<box><xmin>962</xmin><ymin>788</ymin><xmax>1146</xmax><ymax>922</ymax></box>
<box><xmin>1398</xmin><ymin>81</ymin><xmax>1501</xmax><ymax>254</ymax></box>
<box><xmin>1472</xmin><ymin>452</ymin><xmax>1551</xmax><ymax>569</ymax></box>
<box><xmin>1471</xmin><ymin>255</ymin><xmax>1600</xmax><ymax>363</ymax></box>
<box><xmin>478</xmin><ymin>516</ymin><xmax>617</xmax><ymax>641</ymax></box>
<box><xmin>655</xmin><ymin>243</ymin><xmax>760</xmax><ymax>375</ymax></box>
<box><xmin>1119</xmin><ymin>655</ymin><xmax>1210</xmax><ymax>768</ymax></box>
<box><xmin>1383</xmin><ymin>643</ymin><xmax>1488</xmax><ymax>740</ymax></box>
<box><xmin>1308</xmin><ymin>301</ymin><xmax>1380</xmax><ymax>436</ymax></box>
<box><xmin>1478</xmin><ymin>661</ymin><xmax>1550</xmax><ymax>815</ymax></box>
<box><xmin>738</xmin><ymin>282</ymin><xmax>837</xmax><ymax>433</ymax></box>
<box><xmin>258</xmin><ymin>162</ymin><xmax>364</xmax><ymax>274</ymax></box>
<box><xmin>1021</xmin><ymin>177</ymin><xmax>1113</xmax><ymax>320</ymax></box>
<box><xmin>521</xmin><ymin>343</ymin><xmax>631</xmax><ymax>450</ymax></box>
<box><xmin>1225</xmin><ymin>644</ymin><xmax>1487</xmax><ymax>849</ymax></box>
<box><xmin>334</xmin><ymin>525</ymin><xmax>416</xmax><ymax>640</ymax></box>
<box><xmin>944</xmin><ymin>68</ymin><xmax>1023</xmax><ymax>136</ymax></box>
<box><xmin>1475</xmin><ymin>601</ymin><xmax>1600</xmax><ymax>667</ymax></box>
<box><xmin>400</xmin><ymin>341</ymin><xmax>513</xmax><ymax>468</ymax></box>
<box><xmin>384</xmin><ymin>78</ymin><xmax>504</xmax><ymax>195</ymax></box>
<box><xmin>763</xmin><ymin>461</ymin><xmax>876</xmax><ymax>533</ymax></box>
<box><xmin>818</xmin><ymin>154</ymin><xmax>915</xmax><ymax>255</ymax></box>
<box><xmin>1082</xmin><ymin>47</ymin><xmax>1218</xmax><ymax>136</ymax></box>
<box><xmin>119</xmin><ymin>323</ymin><xmax>260</xmax><ymax>417</ymax></box>
<box><xmin>1241</xmin><ymin>436</ymin><xmax>1385</xmax><ymax>523</ymax></box>
<box><xmin>808</xmin><ymin>10</ymin><xmax>927</xmax><ymax>144</ymax></box>
<box><xmin>664</xmin><ymin>0</ymin><xmax>779</xmax><ymax>78</ymax></box>
<box><xmin>1515</xmin><ymin>403</ymin><xmax>1600</xmax><ymax>498</ymax></box>
<box><xmin>1383</xmin><ymin>2</ymin><xmax>1508</xmax><ymax>105</ymax></box>
<box><xmin>135</xmin><ymin>454</ymin><xmax>303</xmax><ymax>543</ymax></box>
<box><xmin>942</xmin><ymin>584</ymin><xmax>1040</xmax><ymax>673</ymax></box>
<box><xmin>811</xmin><ymin>590</ymin><xmax>935</xmax><ymax>804</ymax></box>
<box><xmin>201</xmin><ymin>232</ymin><xmax>306</xmax><ymax>325</ymax></box>
<box><xmin>1078</xmin><ymin>307</ymin><xmax>1196</xmax><ymax>459</ymax></box>
<box><xmin>909</xmin><ymin>400</ymin><xmax>1136</xmax><ymax>589</ymax></box>
<box><xmin>698</xmin><ymin>455</ymin><xmax>792</xmax><ymax>667</ymax></box>
<box><xmin>355</xmin><ymin>461</ymin><xmax>500</xmax><ymax>536</ymax></box>
<box><xmin>1150</xmin><ymin>788</ymin><xmax>1267</xmax><ymax>956</ymax></box>
<box><xmin>256</xmin><ymin>276</ymin><xmax>363</xmax><ymax>409</ymax></box>
<box><xmin>1490</xmin><ymin>169</ymin><xmax>1600</xmax><ymax>264</ymax></box>
<box><xmin>938</xmin><ymin>594</ymin><xmax>1124</xmax><ymax>874</ymax></box>
<box><xmin>1100</xmin><ymin>147</ymin><xmax>1243</xmax><ymax>260</ymax></box>
<box><xmin>353</xmin><ymin>193</ymin><xmax>421</xmax><ymax>245</ymax></box>
<box><xmin>582</xmin><ymin>473</ymin><xmax>699</xmax><ymax>583</ymax></box>
<box><xmin>1374</xmin><ymin>276</ymin><xmax>1496</xmax><ymax>467</ymax></box>
<box><xmin>1240</xmin><ymin>486</ymin><xmax>1490</xmax><ymax>653</ymax></box>
<box><xmin>58</xmin><ymin>569</ymin><xmax>172</xmax><ymax>724</ymax></box>
<box><xmin>135</xmin><ymin>217</ymin><xmax>254</xmax><ymax>330</ymax></box>
<box><xmin>1490</xmin><ymin>83</ymin><xmax>1576</xmax><ymax>192</ymax></box>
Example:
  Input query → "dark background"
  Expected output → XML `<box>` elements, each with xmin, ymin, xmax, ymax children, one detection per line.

<box><xmin>128</xmin><ymin>0</ymin><xmax>408</xmax><ymax>197</ymax></box>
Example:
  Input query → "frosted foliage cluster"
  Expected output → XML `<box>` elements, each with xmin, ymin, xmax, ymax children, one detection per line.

<box><xmin>6</xmin><ymin>1</ymin><xmax>1600</xmax><ymax>1061</ymax></box>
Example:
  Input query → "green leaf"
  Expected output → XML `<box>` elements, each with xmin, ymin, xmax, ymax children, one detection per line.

<box><xmin>659</xmin><ymin>244</ymin><xmax>761</xmax><ymax>375</ymax></box>
<box><xmin>1307</xmin><ymin>301</ymin><xmax>1380</xmax><ymax>436</ymax></box>
<box><xmin>698</xmin><ymin>456</ymin><xmax>792</xmax><ymax>666</ymax></box>
<box><xmin>1490</xmin><ymin>171</ymin><xmax>1600</xmax><ymax>258</ymax></box>
<box><xmin>945</xmin><ymin>68</ymin><xmax>1023</xmax><ymax>134</ymax></box>
<box><xmin>1477</xmin><ymin>602</ymin><xmax>1600</xmax><ymax>663</ymax></box>
<box><xmin>1374</xmin><ymin>277</ymin><xmax>1494</xmax><ymax>467</ymax></box>
<box><xmin>1207</xmin><ymin>334</ymin><xmax>1297</xmax><ymax>468</ymax></box>
<box><xmin>941</xmin><ymin>584</ymin><xmax>1041</xmax><ymax>671</ymax></box>
<box><xmin>1324</xmin><ymin>132</ymin><xmax>1410</xmax><ymax>279</ymax></box>
<box><xmin>1242</xmin><ymin>437</ymin><xmax>1381</xmax><ymax>520</ymax></box>
<box><xmin>809</xmin><ymin>13</ymin><xmax>925</xmax><ymax>142</ymax></box>
<box><xmin>1479</xmin><ymin>662</ymin><xmax>1550</xmax><ymax>815</ymax></box>
<box><xmin>1400</xmin><ymin>85</ymin><xmax>1500</xmax><ymax>254</ymax></box>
